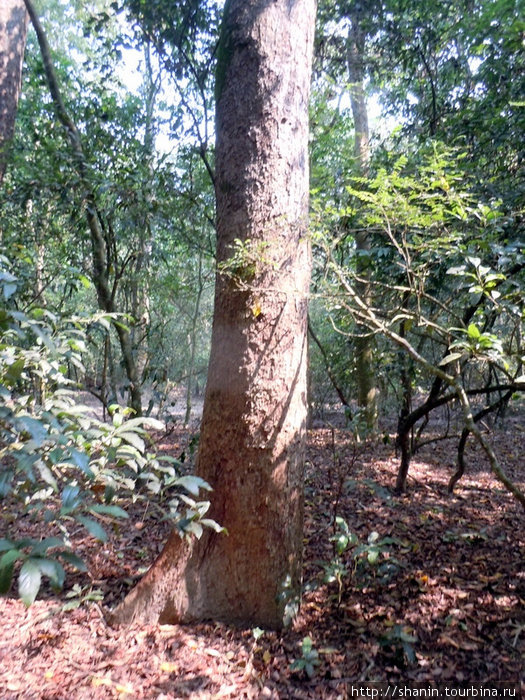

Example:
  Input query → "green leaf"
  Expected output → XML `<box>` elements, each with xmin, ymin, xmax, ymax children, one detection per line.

<box><xmin>467</xmin><ymin>323</ymin><xmax>481</xmax><ymax>339</ymax></box>
<box><xmin>4</xmin><ymin>358</ymin><xmax>25</xmax><ymax>386</ymax></box>
<box><xmin>302</xmin><ymin>636</ymin><xmax>313</xmax><ymax>654</ymax></box>
<box><xmin>32</xmin><ymin>557</ymin><xmax>65</xmax><ymax>590</ymax></box>
<box><xmin>90</xmin><ymin>504</ymin><xmax>129</xmax><ymax>519</ymax></box>
<box><xmin>174</xmin><ymin>475</ymin><xmax>212</xmax><ymax>497</ymax></box>
<box><xmin>76</xmin><ymin>515</ymin><xmax>108</xmax><ymax>542</ymax></box>
<box><xmin>0</xmin><ymin>549</ymin><xmax>24</xmax><ymax>593</ymax></box>
<box><xmin>200</xmin><ymin>518</ymin><xmax>226</xmax><ymax>534</ymax></box>
<box><xmin>69</xmin><ymin>449</ymin><xmax>93</xmax><ymax>477</ymax></box>
<box><xmin>19</xmin><ymin>559</ymin><xmax>42</xmax><ymax>606</ymax></box>
<box><xmin>116</xmin><ymin>431</ymin><xmax>145</xmax><ymax>452</ymax></box>
<box><xmin>58</xmin><ymin>550</ymin><xmax>87</xmax><ymax>572</ymax></box>
<box><xmin>0</xmin><ymin>548</ymin><xmax>24</xmax><ymax>570</ymax></box>
<box><xmin>30</xmin><ymin>537</ymin><xmax>64</xmax><ymax>556</ymax></box>
<box><xmin>0</xmin><ymin>539</ymin><xmax>15</xmax><ymax>552</ymax></box>
<box><xmin>61</xmin><ymin>484</ymin><xmax>82</xmax><ymax>512</ymax></box>
<box><xmin>0</xmin><ymin>561</ymin><xmax>15</xmax><ymax>594</ymax></box>
<box><xmin>367</xmin><ymin>548</ymin><xmax>380</xmax><ymax>565</ymax></box>
<box><xmin>17</xmin><ymin>417</ymin><xmax>49</xmax><ymax>446</ymax></box>
<box><xmin>3</xmin><ymin>282</ymin><xmax>17</xmax><ymax>300</ymax></box>
<box><xmin>439</xmin><ymin>352</ymin><xmax>464</xmax><ymax>366</ymax></box>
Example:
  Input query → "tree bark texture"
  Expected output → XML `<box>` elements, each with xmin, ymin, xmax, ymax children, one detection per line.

<box><xmin>0</xmin><ymin>0</ymin><xmax>28</xmax><ymax>184</ymax></box>
<box><xmin>110</xmin><ymin>0</ymin><xmax>316</xmax><ymax>630</ymax></box>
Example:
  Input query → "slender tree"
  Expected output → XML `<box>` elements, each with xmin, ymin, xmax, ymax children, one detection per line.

<box><xmin>23</xmin><ymin>0</ymin><xmax>143</xmax><ymax>415</ymax></box>
<box><xmin>345</xmin><ymin>3</ymin><xmax>378</xmax><ymax>431</ymax></box>
<box><xmin>0</xmin><ymin>0</ymin><xmax>28</xmax><ymax>184</ymax></box>
<box><xmin>110</xmin><ymin>0</ymin><xmax>316</xmax><ymax>629</ymax></box>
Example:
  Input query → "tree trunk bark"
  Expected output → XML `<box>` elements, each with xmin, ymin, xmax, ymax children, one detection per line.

<box><xmin>0</xmin><ymin>0</ymin><xmax>28</xmax><ymax>184</ymax></box>
<box><xmin>109</xmin><ymin>0</ymin><xmax>316</xmax><ymax>630</ymax></box>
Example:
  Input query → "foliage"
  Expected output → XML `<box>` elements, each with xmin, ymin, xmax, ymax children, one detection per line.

<box><xmin>311</xmin><ymin>140</ymin><xmax>525</xmax><ymax>503</ymax></box>
<box><xmin>322</xmin><ymin>516</ymin><xmax>402</xmax><ymax>602</ymax></box>
<box><xmin>378</xmin><ymin>624</ymin><xmax>418</xmax><ymax>668</ymax></box>
<box><xmin>290</xmin><ymin>636</ymin><xmax>320</xmax><ymax>678</ymax></box>
<box><xmin>0</xmin><ymin>259</ymin><xmax>220</xmax><ymax>605</ymax></box>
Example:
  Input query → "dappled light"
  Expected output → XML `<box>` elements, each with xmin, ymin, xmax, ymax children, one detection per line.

<box><xmin>1</xmin><ymin>0</ymin><xmax>523</xmax><ymax>695</ymax></box>
<box><xmin>1</xmin><ymin>423</ymin><xmax>523</xmax><ymax>695</ymax></box>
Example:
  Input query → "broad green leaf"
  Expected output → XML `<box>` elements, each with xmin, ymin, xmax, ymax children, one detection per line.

<box><xmin>367</xmin><ymin>548</ymin><xmax>380</xmax><ymax>565</ymax></box>
<box><xmin>58</xmin><ymin>550</ymin><xmax>87</xmax><ymax>572</ymax></box>
<box><xmin>0</xmin><ymin>549</ymin><xmax>24</xmax><ymax>593</ymax></box>
<box><xmin>19</xmin><ymin>559</ymin><xmax>42</xmax><ymax>607</ymax></box>
<box><xmin>4</xmin><ymin>358</ymin><xmax>24</xmax><ymax>386</ymax></box>
<box><xmin>439</xmin><ymin>352</ymin><xmax>464</xmax><ymax>366</ymax></box>
<box><xmin>90</xmin><ymin>504</ymin><xmax>129</xmax><ymax>519</ymax></box>
<box><xmin>112</xmin><ymin>412</ymin><xmax>124</xmax><ymax>428</ymax></box>
<box><xmin>117</xmin><ymin>431</ymin><xmax>145</xmax><ymax>452</ymax></box>
<box><xmin>467</xmin><ymin>323</ymin><xmax>481</xmax><ymax>339</ymax></box>
<box><xmin>302</xmin><ymin>636</ymin><xmax>313</xmax><ymax>654</ymax></box>
<box><xmin>0</xmin><ymin>548</ymin><xmax>24</xmax><ymax>570</ymax></box>
<box><xmin>30</xmin><ymin>537</ymin><xmax>64</xmax><ymax>556</ymax></box>
<box><xmin>76</xmin><ymin>515</ymin><xmax>108</xmax><ymax>542</ymax></box>
<box><xmin>0</xmin><ymin>561</ymin><xmax>15</xmax><ymax>593</ymax></box>
<box><xmin>175</xmin><ymin>475</ymin><xmax>213</xmax><ymax>496</ymax></box>
<box><xmin>140</xmin><ymin>417</ymin><xmax>165</xmax><ymax>431</ymax></box>
<box><xmin>3</xmin><ymin>282</ymin><xmax>17</xmax><ymax>300</ymax></box>
<box><xmin>32</xmin><ymin>557</ymin><xmax>66</xmax><ymax>590</ymax></box>
<box><xmin>188</xmin><ymin>521</ymin><xmax>203</xmax><ymax>539</ymax></box>
<box><xmin>61</xmin><ymin>484</ymin><xmax>82</xmax><ymax>511</ymax></box>
<box><xmin>69</xmin><ymin>449</ymin><xmax>93</xmax><ymax>477</ymax></box>
<box><xmin>17</xmin><ymin>417</ymin><xmax>49</xmax><ymax>446</ymax></box>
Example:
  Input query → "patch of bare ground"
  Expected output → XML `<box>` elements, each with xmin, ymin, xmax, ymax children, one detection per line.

<box><xmin>0</xmin><ymin>420</ymin><xmax>523</xmax><ymax>699</ymax></box>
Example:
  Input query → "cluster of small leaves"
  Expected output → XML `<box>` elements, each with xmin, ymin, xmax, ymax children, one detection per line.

<box><xmin>0</xmin><ymin>259</ymin><xmax>221</xmax><ymax>605</ymax></box>
<box><xmin>289</xmin><ymin>636</ymin><xmax>320</xmax><ymax>679</ymax></box>
<box><xmin>321</xmin><ymin>517</ymin><xmax>403</xmax><ymax>602</ymax></box>
<box><xmin>378</xmin><ymin>624</ymin><xmax>418</xmax><ymax>668</ymax></box>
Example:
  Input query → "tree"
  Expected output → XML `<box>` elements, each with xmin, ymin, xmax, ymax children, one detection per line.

<box><xmin>315</xmin><ymin>148</ymin><xmax>525</xmax><ymax>508</ymax></box>
<box><xmin>23</xmin><ymin>0</ymin><xmax>145</xmax><ymax>415</ymax></box>
<box><xmin>0</xmin><ymin>0</ymin><xmax>28</xmax><ymax>184</ymax></box>
<box><xmin>110</xmin><ymin>0</ymin><xmax>317</xmax><ymax>629</ymax></box>
<box><xmin>344</xmin><ymin>0</ymin><xmax>378</xmax><ymax>431</ymax></box>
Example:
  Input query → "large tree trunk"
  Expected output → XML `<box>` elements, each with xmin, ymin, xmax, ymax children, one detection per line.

<box><xmin>0</xmin><ymin>0</ymin><xmax>28</xmax><ymax>184</ymax></box>
<box><xmin>110</xmin><ymin>0</ymin><xmax>316</xmax><ymax>630</ymax></box>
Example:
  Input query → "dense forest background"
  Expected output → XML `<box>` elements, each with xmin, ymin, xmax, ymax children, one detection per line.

<box><xmin>0</xmin><ymin>0</ymin><xmax>524</xmax><ymax>694</ymax></box>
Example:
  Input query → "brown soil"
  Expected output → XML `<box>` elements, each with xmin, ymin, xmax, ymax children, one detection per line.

<box><xmin>0</xmin><ymin>419</ymin><xmax>523</xmax><ymax>699</ymax></box>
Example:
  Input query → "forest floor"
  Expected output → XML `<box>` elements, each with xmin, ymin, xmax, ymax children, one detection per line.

<box><xmin>0</xmin><ymin>411</ymin><xmax>523</xmax><ymax>699</ymax></box>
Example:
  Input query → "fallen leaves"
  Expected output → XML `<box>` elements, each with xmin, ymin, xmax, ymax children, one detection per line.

<box><xmin>0</xmin><ymin>422</ymin><xmax>523</xmax><ymax>698</ymax></box>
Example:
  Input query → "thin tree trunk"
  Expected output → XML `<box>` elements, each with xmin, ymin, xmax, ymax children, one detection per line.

<box><xmin>110</xmin><ymin>0</ymin><xmax>316</xmax><ymax>629</ymax></box>
<box><xmin>346</xmin><ymin>14</ymin><xmax>377</xmax><ymax>432</ymax></box>
<box><xmin>23</xmin><ymin>0</ymin><xmax>143</xmax><ymax>416</ymax></box>
<box><xmin>184</xmin><ymin>252</ymin><xmax>204</xmax><ymax>425</ymax></box>
<box><xmin>129</xmin><ymin>41</ymin><xmax>159</xmax><ymax>384</ymax></box>
<box><xmin>308</xmin><ymin>316</ymin><xmax>351</xmax><ymax>413</ymax></box>
<box><xmin>0</xmin><ymin>0</ymin><xmax>28</xmax><ymax>184</ymax></box>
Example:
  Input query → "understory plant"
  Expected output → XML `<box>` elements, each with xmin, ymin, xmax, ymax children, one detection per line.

<box><xmin>322</xmin><ymin>516</ymin><xmax>402</xmax><ymax>602</ymax></box>
<box><xmin>0</xmin><ymin>258</ymin><xmax>220</xmax><ymax>605</ymax></box>
<box><xmin>312</xmin><ymin>144</ymin><xmax>525</xmax><ymax>507</ymax></box>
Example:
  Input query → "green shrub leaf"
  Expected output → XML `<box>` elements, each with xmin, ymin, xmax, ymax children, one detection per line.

<box><xmin>19</xmin><ymin>559</ymin><xmax>42</xmax><ymax>607</ymax></box>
